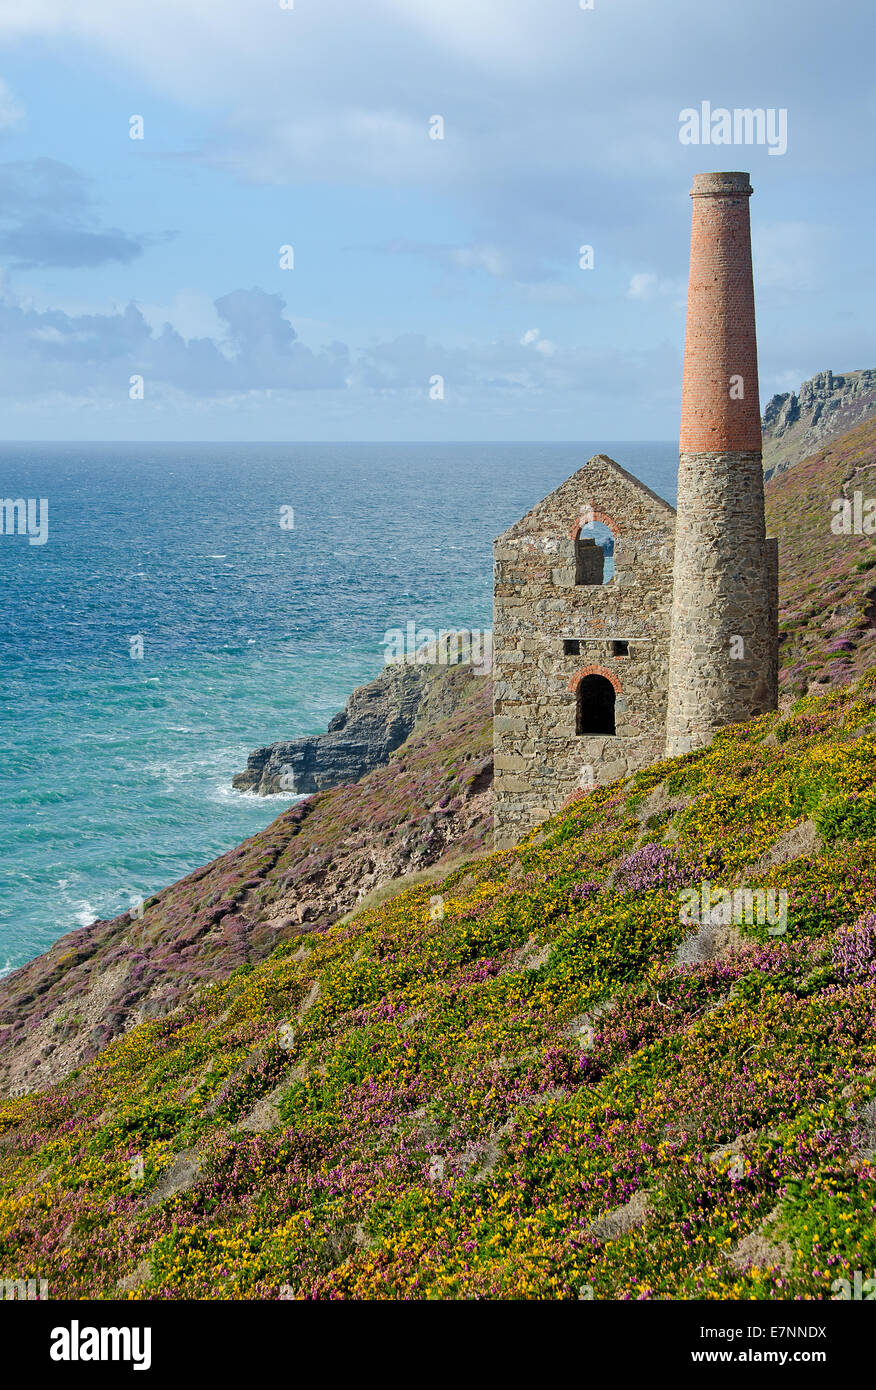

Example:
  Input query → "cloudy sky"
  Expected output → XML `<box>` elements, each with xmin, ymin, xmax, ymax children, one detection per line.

<box><xmin>0</xmin><ymin>0</ymin><xmax>872</xmax><ymax>440</ymax></box>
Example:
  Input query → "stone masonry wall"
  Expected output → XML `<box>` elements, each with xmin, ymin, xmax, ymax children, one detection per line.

<box><xmin>493</xmin><ymin>454</ymin><xmax>676</xmax><ymax>849</ymax></box>
<box><xmin>665</xmin><ymin>448</ymin><xmax>775</xmax><ymax>755</ymax></box>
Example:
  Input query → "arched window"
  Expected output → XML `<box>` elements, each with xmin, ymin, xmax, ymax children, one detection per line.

<box><xmin>573</xmin><ymin>520</ymin><xmax>615</xmax><ymax>585</ymax></box>
<box><xmin>576</xmin><ymin>674</ymin><xmax>616</xmax><ymax>735</ymax></box>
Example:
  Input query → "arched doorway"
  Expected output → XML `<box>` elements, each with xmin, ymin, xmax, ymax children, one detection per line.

<box><xmin>575</xmin><ymin>674</ymin><xmax>616</xmax><ymax>735</ymax></box>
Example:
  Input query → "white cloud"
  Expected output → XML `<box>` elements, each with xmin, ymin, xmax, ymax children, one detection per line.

<box><xmin>625</xmin><ymin>271</ymin><xmax>686</xmax><ymax>310</ymax></box>
<box><xmin>0</xmin><ymin>0</ymin><xmax>871</xmax><ymax>395</ymax></box>
<box><xmin>0</xmin><ymin>0</ymin><xmax>862</xmax><ymax>195</ymax></box>
<box><xmin>519</xmin><ymin>326</ymin><xmax>555</xmax><ymax>355</ymax></box>
<box><xmin>136</xmin><ymin>288</ymin><xmax>231</xmax><ymax>345</ymax></box>
<box><xmin>0</xmin><ymin>281</ymin><xmax>350</xmax><ymax>398</ymax></box>
<box><xmin>382</xmin><ymin>0</ymin><xmax>562</xmax><ymax>71</ymax></box>
<box><xmin>0</xmin><ymin>272</ymin><xmax>681</xmax><ymax>418</ymax></box>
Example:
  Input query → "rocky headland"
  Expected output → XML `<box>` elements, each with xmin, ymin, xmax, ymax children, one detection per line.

<box><xmin>763</xmin><ymin>367</ymin><xmax>876</xmax><ymax>479</ymax></box>
<box><xmin>232</xmin><ymin>658</ymin><xmax>485</xmax><ymax>796</ymax></box>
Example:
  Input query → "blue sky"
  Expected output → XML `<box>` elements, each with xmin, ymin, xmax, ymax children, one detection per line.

<box><xmin>0</xmin><ymin>0</ymin><xmax>872</xmax><ymax>441</ymax></box>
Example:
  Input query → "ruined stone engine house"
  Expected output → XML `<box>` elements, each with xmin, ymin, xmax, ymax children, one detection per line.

<box><xmin>492</xmin><ymin>172</ymin><xmax>779</xmax><ymax>849</ymax></box>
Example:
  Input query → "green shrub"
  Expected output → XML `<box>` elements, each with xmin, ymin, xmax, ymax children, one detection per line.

<box><xmin>814</xmin><ymin>789</ymin><xmax>876</xmax><ymax>843</ymax></box>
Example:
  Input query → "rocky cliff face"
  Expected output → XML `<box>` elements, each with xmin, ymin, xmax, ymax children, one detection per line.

<box><xmin>232</xmin><ymin>659</ymin><xmax>485</xmax><ymax>795</ymax></box>
<box><xmin>763</xmin><ymin>368</ymin><xmax>876</xmax><ymax>479</ymax></box>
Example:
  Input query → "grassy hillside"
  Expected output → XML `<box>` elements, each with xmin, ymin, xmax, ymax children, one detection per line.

<box><xmin>766</xmin><ymin>413</ymin><xmax>876</xmax><ymax>697</ymax></box>
<box><xmin>2</xmin><ymin>671</ymin><xmax>875</xmax><ymax>1299</ymax></box>
<box><xmin>0</xmin><ymin>667</ymin><xmax>492</xmax><ymax>1096</ymax></box>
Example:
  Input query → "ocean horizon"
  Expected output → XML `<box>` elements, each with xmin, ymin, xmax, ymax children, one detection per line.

<box><xmin>0</xmin><ymin>440</ymin><xmax>677</xmax><ymax>975</ymax></box>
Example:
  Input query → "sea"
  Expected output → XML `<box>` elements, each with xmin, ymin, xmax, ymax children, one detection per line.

<box><xmin>0</xmin><ymin>442</ymin><xmax>677</xmax><ymax>975</ymax></box>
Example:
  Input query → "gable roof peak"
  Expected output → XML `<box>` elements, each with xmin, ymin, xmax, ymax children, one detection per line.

<box><xmin>496</xmin><ymin>451</ymin><xmax>676</xmax><ymax>542</ymax></box>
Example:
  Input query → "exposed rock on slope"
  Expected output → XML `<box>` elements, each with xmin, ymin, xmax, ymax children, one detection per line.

<box><xmin>233</xmin><ymin>659</ymin><xmax>487</xmax><ymax>796</ymax></box>
<box><xmin>765</xmin><ymin>412</ymin><xmax>876</xmax><ymax>697</ymax></box>
<box><xmin>763</xmin><ymin>368</ymin><xmax>876</xmax><ymax>479</ymax></box>
<box><xmin>0</xmin><ymin>675</ymin><xmax>493</xmax><ymax>1097</ymax></box>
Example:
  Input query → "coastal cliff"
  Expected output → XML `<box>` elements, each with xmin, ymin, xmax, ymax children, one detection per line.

<box><xmin>763</xmin><ymin>367</ymin><xmax>876</xmax><ymax>479</ymax></box>
<box><xmin>2</xmin><ymin>417</ymin><xmax>874</xmax><ymax>1101</ymax></box>
<box><xmin>766</xmin><ymin>413</ymin><xmax>876</xmax><ymax>698</ymax></box>
<box><xmin>3</xmin><ymin>416</ymin><xmax>875</xmax><ymax>1100</ymax></box>
<box><xmin>232</xmin><ymin>655</ymin><xmax>487</xmax><ymax>796</ymax></box>
<box><xmin>3</xmin><ymin>664</ymin><xmax>876</xmax><ymax>1299</ymax></box>
<box><xmin>0</xmin><ymin>417</ymin><xmax>875</xmax><ymax>1300</ymax></box>
<box><xmin>0</xmin><ymin>670</ymin><xmax>493</xmax><ymax>1097</ymax></box>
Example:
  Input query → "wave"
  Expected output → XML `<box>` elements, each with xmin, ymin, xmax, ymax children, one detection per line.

<box><xmin>217</xmin><ymin>783</ymin><xmax>307</xmax><ymax>805</ymax></box>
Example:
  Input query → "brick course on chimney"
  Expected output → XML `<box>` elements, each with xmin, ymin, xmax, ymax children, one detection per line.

<box><xmin>679</xmin><ymin>171</ymin><xmax>762</xmax><ymax>452</ymax></box>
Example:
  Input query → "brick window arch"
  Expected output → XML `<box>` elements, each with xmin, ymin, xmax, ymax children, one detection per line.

<box><xmin>568</xmin><ymin>506</ymin><xmax>623</xmax><ymax>541</ymax></box>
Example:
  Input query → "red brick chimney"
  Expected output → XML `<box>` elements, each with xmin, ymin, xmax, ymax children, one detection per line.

<box><xmin>679</xmin><ymin>171</ymin><xmax>761</xmax><ymax>451</ymax></box>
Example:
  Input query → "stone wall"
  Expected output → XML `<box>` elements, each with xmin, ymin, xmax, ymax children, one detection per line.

<box><xmin>766</xmin><ymin>536</ymin><xmax>779</xmax><ymax>707</ymax></box>
<box><xmin>492</xmin><ymin>454</ymin><xmax>676</xmax><ymax>849</ymax></box>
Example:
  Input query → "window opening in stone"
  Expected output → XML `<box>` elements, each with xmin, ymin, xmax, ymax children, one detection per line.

<box><xmin>574</xmin><ymin>520</ymin><xmax>615</xmax><ymax>586</ymax></box>
<box><xmin>576</xmin><ymin>674</ymin><xmax>616</xmax><ymax>736</ymax></box>
<box><xmin>564</xmin><ymin>639</ymin><xmax>581</xmax><ymax>655</ymax></box>
<box><xmin>612</xmin><ymin>640</ymin><xmax>629</xmax><ymax>657</ymax></box>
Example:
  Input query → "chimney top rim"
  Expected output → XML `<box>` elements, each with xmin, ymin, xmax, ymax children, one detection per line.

<box><xmin>690</xmin><ymin>171</ymin><xmax>753</xmax><ymax>197</ymax></box>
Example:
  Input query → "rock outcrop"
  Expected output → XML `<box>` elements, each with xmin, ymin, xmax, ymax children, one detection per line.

<box><xmin>0</xmin><ymin>674</ymin><xmax>493</xmax><ymax>1097</ymax></box>
<box><xmin>763</xmin><ymin>368</ymin><xmax>876</xmax><ymax>479</ymax></box>
<box><xmin>233</xmin><ymin>657</ymin><xmax>486</xmax><ymax>796</ymax></box>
